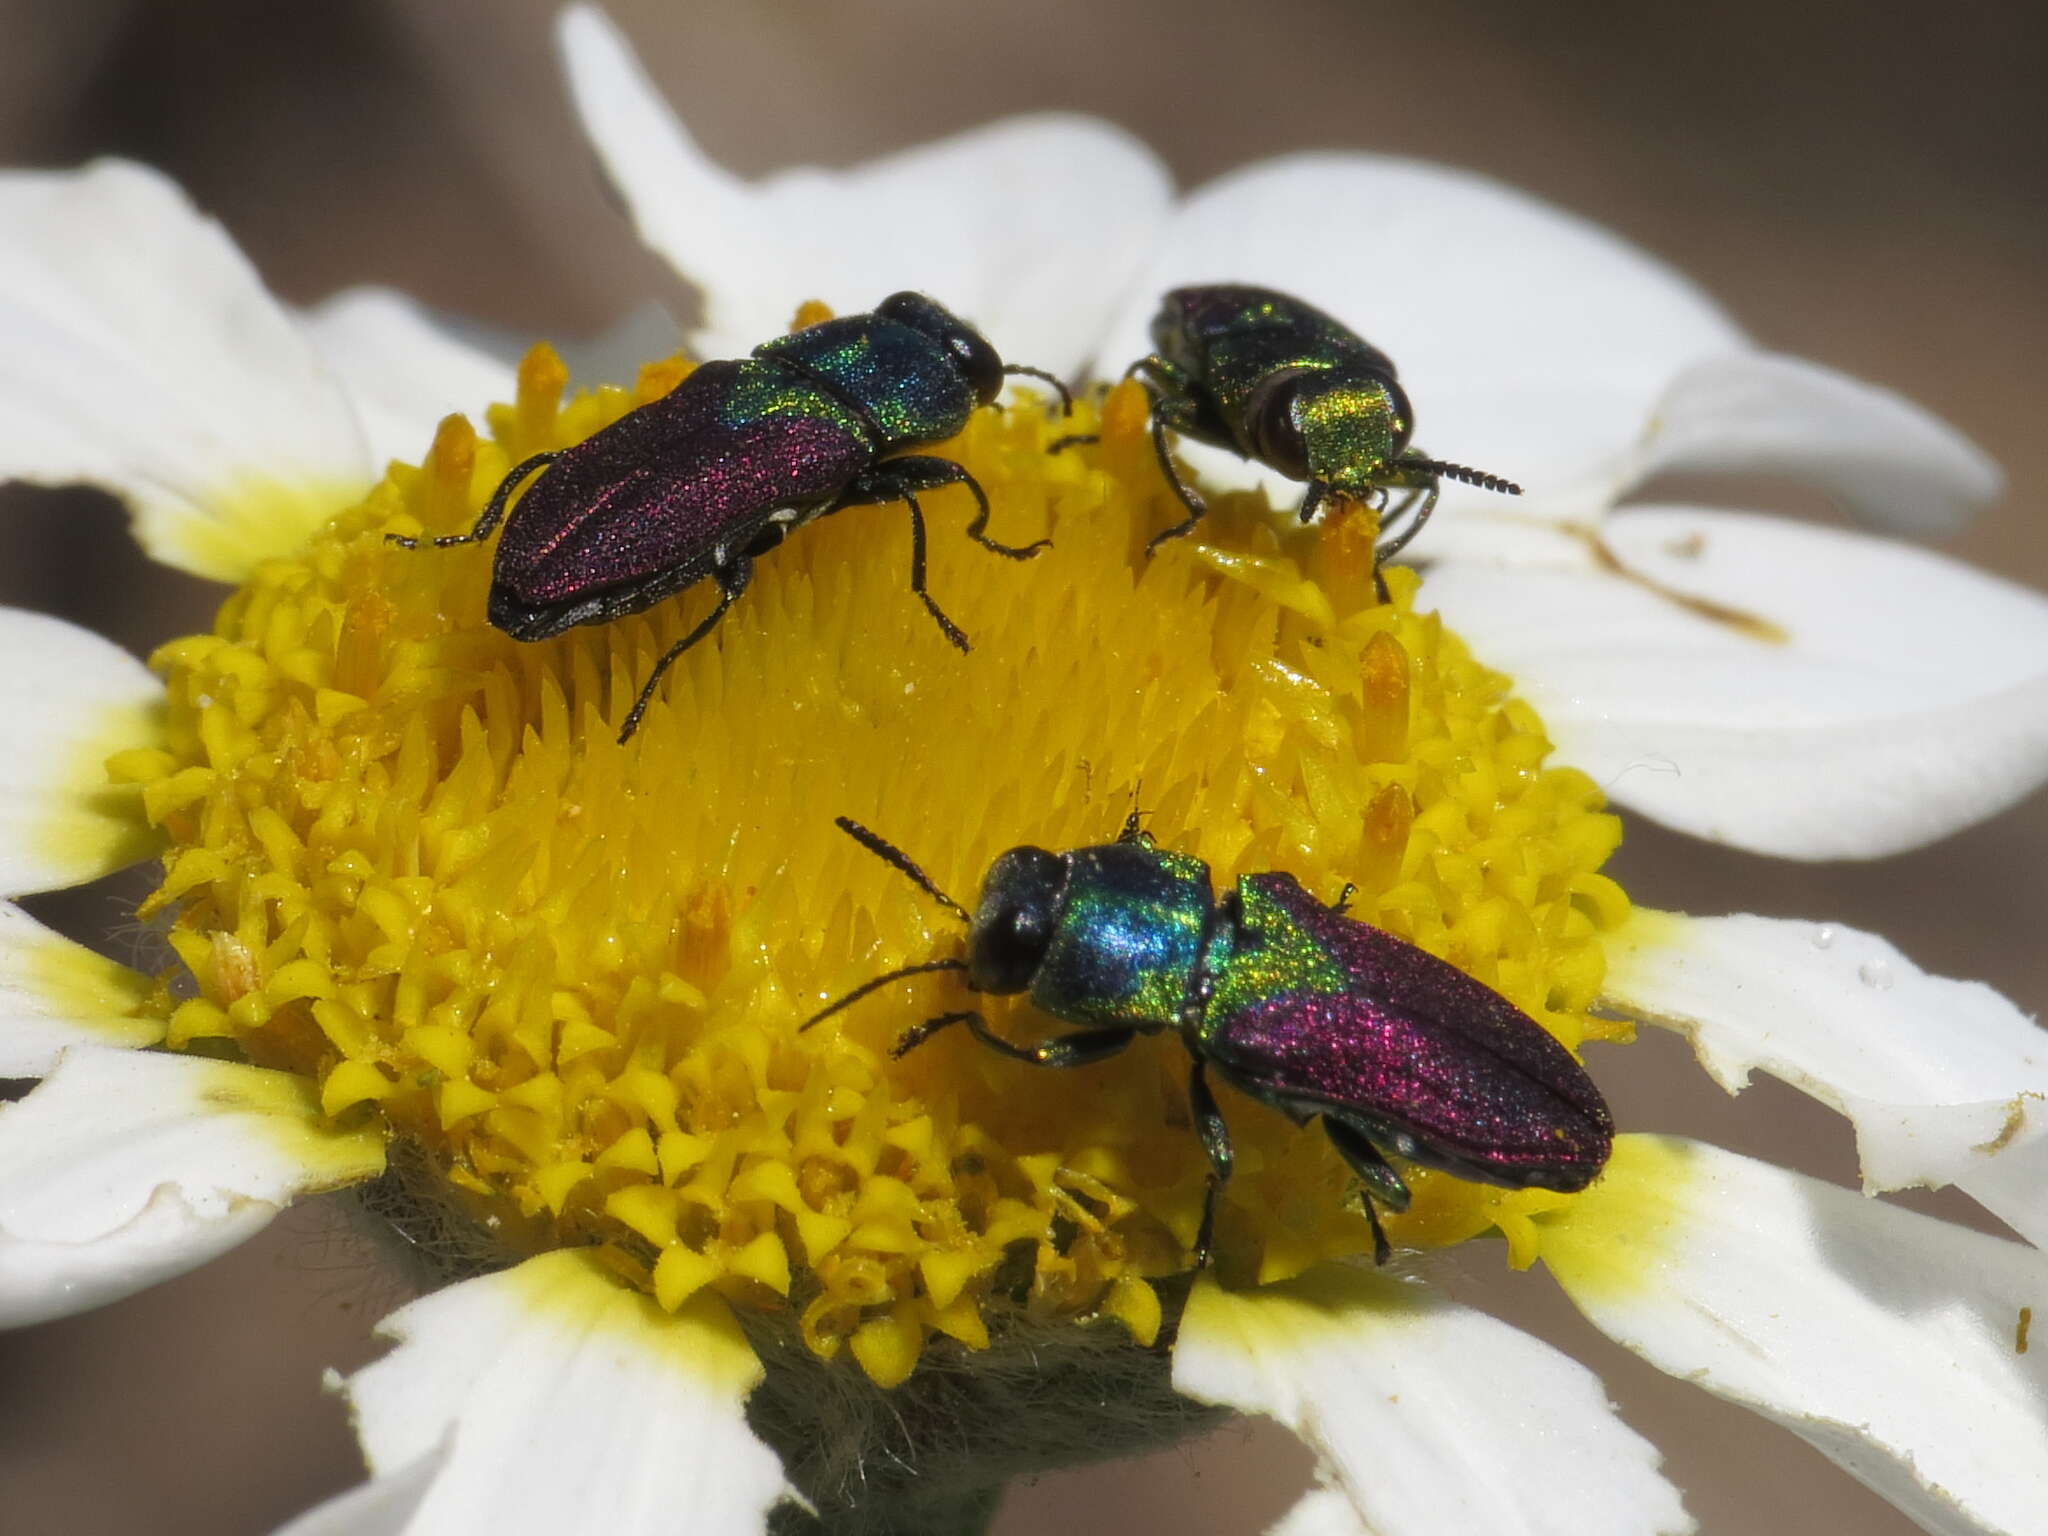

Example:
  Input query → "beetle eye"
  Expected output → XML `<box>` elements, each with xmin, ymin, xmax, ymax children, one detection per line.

<box><xmin>951</xmin><ymin>326</ymin><xmax>1005</xmax><ymax>407</ymax></box>
<box><xmin>1244</xmin><ymin>369</ymin><xmax>1312</xmax><ymax>479</ymax></box>
<box><xmin>1380</xmin><ymin>375</ymin><xmax>1416</xmax><ymax>454</ymax></box>
<box><xmin>877</xmin><ymin>291</ymin><xmax>1005</xmax><ymax>406</ymax></box>
<box><xmin>967</xmin><ymin>846</ymin><xmax>1065</xmax><ymax>994</ymax></box>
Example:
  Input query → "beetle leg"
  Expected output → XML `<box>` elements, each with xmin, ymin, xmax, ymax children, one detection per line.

<box><xmin>1320</xmin><ymin>1117</ymin><xmax>1412</xmax><ymax>1267</ymax></box>
<box><xmin>894</xmin><ymin>1011</ymin><xmax>1137</xmax><ymax>1068</ymax></box>
<box><xmin>1188</xmin><ymin>1061</ymin><xmax>1234</xmax><ymax>1267</ymax></box>
<box><xmin>1373</xmin><ymin>472</ymin><xmax>1441</xmax><ymax>566</ymax></box>
<box><xmin>615</xmin><ymin>555</ymin><xmax>753</xmax><ymax>744</ymax></box>
<box><xmin>854</xmin><ymin>456</ymin><xmax>1048</xmax><ymax>560</ymax></box>
<box><xmin>1066</xmin><ymin>358</ymin><xmax>1214</xmax><ymax>541</ymax></box>
<box><xmin>1144</xmin><ymin>411</ymin><xmax>1211</xmax><ymax>554</ymax></box>
<box><xmin>1377</xmin><ymin>479</ymin><xmax>1430</xmax><ymax>545</ymax></box>
<box><xmin>837</xmin><ymin>469</ymin><xmax>978</xmax><ymax>651</ymax></box>
<box><xmin>899</xmin><ymin>490</ymin><xmax>971</xmax><ymax>653</ymax></box>
<box><xmin>953</xmin><ymin>468</ymin><xmax>1048</xmax><ymax>560</ymax></box>
<box><xmin>1295</xmin><ymin>480</ymin><xmax>1328</xmax><ymax>527</ymax></box>
<box><xmin>1125</xmin><ymin>354</ymin><xmax>1188</xmax><ymax>391</ymax></box>
<box><xmin>386</xmin><ymin>450</ymin><xmax>559</xmax><ymax>550</ymax></box>
<box><xmin>1047</xmin><ymin>432</ymin><xmax>1099</xmax><ymax>454</ymax></box>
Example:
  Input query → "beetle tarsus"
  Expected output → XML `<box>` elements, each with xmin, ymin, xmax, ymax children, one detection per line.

<box><xmin>616</xmin><ymin>556</ymin><xmax>752</xmax><ymax>744</ymax></box>
<box><xmin>1188</xmin><ymin>1061</ymin><xmax>1235</xmax><ymax>1266</ymax></box>
<box><xmin>1361</xmin><ymin>1195</ymin><xmax>1392</xmax><ymax>1267</ymax></box>
<box><xmin>1193</xmin><ymin>1175</ymin><xmax>1222</xmax><ymax>1269</ymax></box>
<box><xmin>901</xmin><ymin>489</ymin><xmax>972</xmax><ymax>652</ymax></box>
<box><xmin>957</xmin><ymin>468</ymin><xmax>1048</xmax><ymax>560</ymax></box>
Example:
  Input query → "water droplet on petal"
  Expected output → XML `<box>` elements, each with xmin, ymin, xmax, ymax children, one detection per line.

<box><xmin>1858</xmin><ymin>958</ymin><xmax>1894</xmax><ymax>991</ymax></box>
<box><xmin>1811</xmin><ymin>925</ymin><xmax>1835</xmax><ymax>950</ymax></box>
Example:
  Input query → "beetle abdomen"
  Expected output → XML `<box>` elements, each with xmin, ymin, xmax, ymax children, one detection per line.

<box><xmin>492</xmin><ymin>359</ymin><xmax>872</xmax><ymax>608</ymax></box>
<box><xmin>1202</xmin><ymin>872</ymin><xmax>1612</xmax><ymax>1189</ymax></box>
<box><xmin>1205</xmin><ymin>990</ymin><xmax>1611</xmax><ymax>1190</ymax></box>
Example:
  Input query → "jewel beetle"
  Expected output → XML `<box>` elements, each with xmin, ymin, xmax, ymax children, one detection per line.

<box><xmin>805</xmin><ymin>815</ymin><xmax>1613</xmax><ymax>1265</ymax></box>
<box><xmin>390</xmin><ymin>293</ymin><xmax>1070</xmax><ymax>742</ymax></box>
<box><xmin>1097</xmin><ymin>285</ymin><xmax>1522</xmax><ymax>584</ymax></box>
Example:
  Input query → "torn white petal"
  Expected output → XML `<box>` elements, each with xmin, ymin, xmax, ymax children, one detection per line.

<box><xmin>0</xmin><ymin>900</ymin><xmax>161</xmax><ymax>1074</ymax></box>
<box><xmin>303</xmin><ymin>288</ymin><xmax>517</xmax><ymax>471</ymax></box>
<box><xmin>1422</xmin><ymin>506</ymin><xmax>2048</xmax><ymax>858</ymax></box>
<box><xmin>0</xmin><ymin>1049</ymin><xmax>384</xmax><ymax>1326</ymax></box>
<box><xmin>557</xmin><ymin>4</ymin><xmax>1171</xmax><ymax>377</ymax></box>
<box><xmin>272</xmin><ymin>1437</ymin><xmax>448</xmax><ymax>1536</ymax></box>
<box><xmin>1542</xmin><ymin>1136</ymin><xmax>2048</xmax><ymax>1536</ymax></box>
<box><xmin>0</xmin><ymin>606</ymin><xmax>162</xmax><ymax>897</ymax></box>
<box><xmin>1098</xmin><ymin>153</ymin><xmax>1743</xmax><ymax>530</ymax></box>
<box><xmin>1175</xmin><ymin>1267</ymin><xmax>1692</xmax><ymax>1536</ymax></box>
<box><xmin>1632</xmin><ymin>352</ymin><xmax>2002</xmax><ymax>537</ymax></box>
<box><xmin>0</xmin><ymin>160</ymin><xmax>372</xmax><ymax>581</ymax></box>
<box><xmin>1957</xmin><ymin>1133</ymin><xmax>2048</xmax><ymax>1255</ymax></box>
<box><xmin>338</xmin><ymin>1248</ymin><xmax>796</xmax><ymax>1535</ymax></box>
<box><xmin>1605</xmin><ymin>910</ymin><xmax>2048</xmax><ymax>1243</ymax></box>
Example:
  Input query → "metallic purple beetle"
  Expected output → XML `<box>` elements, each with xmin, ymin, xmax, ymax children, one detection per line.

<box><xmin>808</xmin><ymin>816</ymin><xmax>1613</xmax><ymax>1265</ymax></box>
<box><xmin>391</xmin><ymin>292</ymin><xmax>1067</xmax><ymax>741</ymax></box>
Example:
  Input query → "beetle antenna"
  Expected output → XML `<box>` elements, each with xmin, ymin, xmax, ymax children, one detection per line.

<box><xmin>1002</xmin><ymin>364</ymin><xmax>1075</xmax><ymax>416</ymax></box>
<box><xmin>834</xmin><ymin>816</ymin><xmax>970</xmax><ymax>921</ymax></box>
<box><xmin>1116</xmin><ymin>781</ymin><xmax>1153</xmax><ymax>846</ymax></box>
<box><xmin>1401</xmin><ymin>455</ymin><xmax>1522</xmax><ymax>496</ymax></box>
<box><xmin>801</xmin><ymin>957</ymin><xmax>968</xmax><ymax>1032</ymax></box>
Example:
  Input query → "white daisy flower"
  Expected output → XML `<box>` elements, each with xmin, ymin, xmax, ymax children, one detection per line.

<box><xmin>3</xmin><ymin>7</ymin><xmax>2045</xmax><ymax>1535</ymax></box>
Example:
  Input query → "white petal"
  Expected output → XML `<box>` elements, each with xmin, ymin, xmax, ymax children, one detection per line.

<box><xmin>0</xmin><ymin>900</ymin><xmax>161</xmax><ymax>1073</ymax></box>
<box><xmin>1422</xmin><ymin>507</ymin><xmax>2048</xmax><ymax>858</ymax></box>
<box><xmin>1096</xmin><ymin>154</ymin><xmax>1743</xmax><ymax>533</ymax></box>
<box><xmin>1954</xmin><ymin>1133</ymin><xmax>2048</xmax><ymax>1258</ymax></box>
<box><xmin>557</xmin><ymin>4</ymin><xmax>1172</xmax><ymax>376</ymax></box>
<box><xmin>1174</xmin><ymin>1267</ymin><xmax>1692</xmax><ymax>1536</ymax></box>
<box><xmin>333</xmin><ymin>1248</ymin><xmax>795</xmax><ymax>1535</ymax></box>
<box><xmin>1261</xmin><ymin>1490</ymin><xmax>1359</xmax><ymax>1536</ymax></box>
<box><xmin>0</xmin><ymin>1048</ymin><xmax>384</xmax><ymax>1325</ymax></box>
<box><xmin>0</xmin><ymin>606</ymin><xmax>162</xmax><ymax>896</ymax></box>
<box><xmin>1634</xmin><ymin>352</ymin><xmax>2002</xmax><ymax>537</ymax></box>
<box><xmin>1540</xmin><ymin>1136</ymin><xmax>2048</xmax><ymax>1536</ymax></box>
<box><xmin>0</xmin><ymin>160</ymin><xmax>373</xmax><ymax>581</ymax></box>
<box><xmin>1266</xmin><ymin>1488</ymin><xmax>1372</xmax><ymax>1536</ymax></box>
<box><xmin>1605</xmin><ymin>910</ymin><xmax>2048</xmax><ymax>1243</ymax></box>
<box><xmin>302</xmin><ymin>288</ymin><xmax>518</xmax><ymax>471</ymax></box>
<box><xmin>272</xmin><ymin>1440</ymin><xmax>447</xmax><ymax>1536</ymax></box>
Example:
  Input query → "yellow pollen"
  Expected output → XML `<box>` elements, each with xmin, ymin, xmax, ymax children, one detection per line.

<box><xmin>125</xmin><ymin>331</ymin><xmax>1633</xmax><ymax>1385</ymax></box>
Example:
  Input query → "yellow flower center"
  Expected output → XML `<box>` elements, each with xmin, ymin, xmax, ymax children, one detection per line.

<box><xmin>113</xmin><ymin>313</ymin><xmax>1632</xmax><ymax>1387</ymax></box>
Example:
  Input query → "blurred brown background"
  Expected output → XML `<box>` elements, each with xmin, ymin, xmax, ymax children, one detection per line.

<box><xmin>1</xmin><ymin>1</ymin><xmax>2042</xmax><ymax>1532</ymax></box>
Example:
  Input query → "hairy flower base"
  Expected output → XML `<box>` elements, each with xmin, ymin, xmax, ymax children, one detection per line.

<box><xmin>112</xmin><ymin>326</ymin><xmax>1632</xmax><ymax>1385</ymax></box>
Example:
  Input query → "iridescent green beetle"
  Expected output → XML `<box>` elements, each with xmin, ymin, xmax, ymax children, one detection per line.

<box><xmin>1125</xmin><ymin>285</ymin><xmax>1522</xmax><ymax>577</ymax></box>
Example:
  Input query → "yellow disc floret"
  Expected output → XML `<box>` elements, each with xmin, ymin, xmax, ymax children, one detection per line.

<box><xmin>119</xmin><ymin>321</ymin><xmax>1632</xmax><ymax>1387</ymax></box>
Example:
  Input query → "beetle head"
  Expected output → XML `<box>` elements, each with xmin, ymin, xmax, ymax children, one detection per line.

<box><xmin>1245</xmin><ymin>367</ymin><xmax>1414</xmax><ymax>491</ymax></box>
<box><xmin>878</xmin><ymin>291</ymin><xmax>1006</xmax><ymax>408</ymax></box>
<box><xmin>966</xmin><ymin>845</ymin><xmax>1068</xmax><ymax>994</ymax></box>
